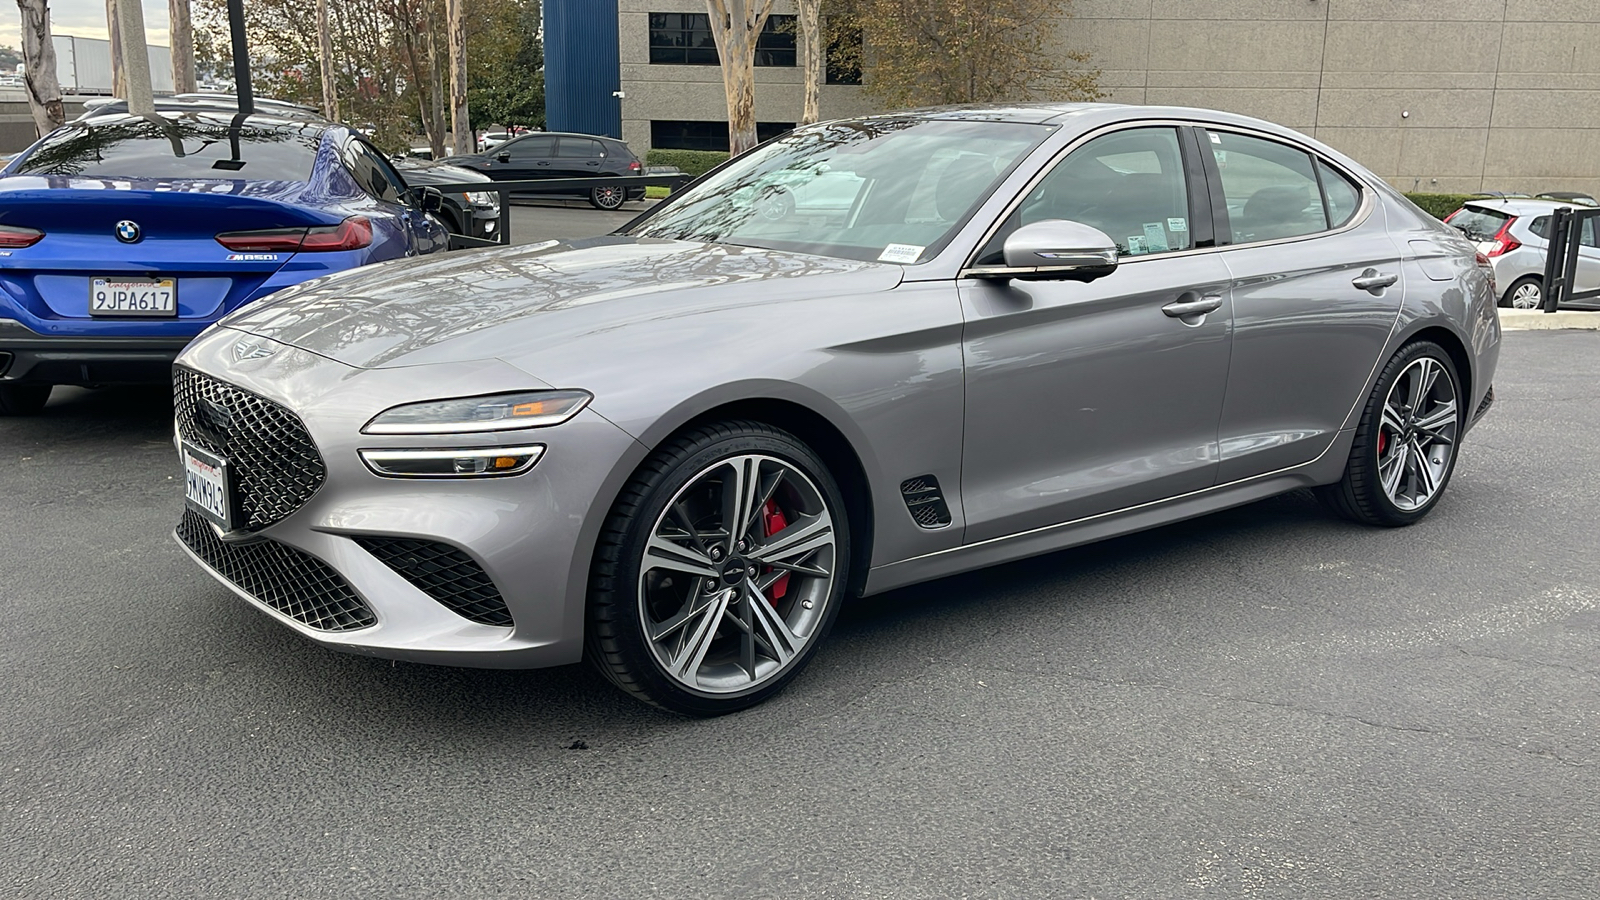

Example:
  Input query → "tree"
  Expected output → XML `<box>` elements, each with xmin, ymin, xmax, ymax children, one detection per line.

<box><xmin>315</xmin><ymin>0</ymin><xmax>339</xmax><ymax>119</ymax></box>
<box><xmin>14</xmin><ymin>0</ymin><xmax>65</xmax><ymax>133</ymax></box>
<box><xmin>836</xmin><ymin>0</ymin><xmax>1102</xmax><ymax>109</ymax></box>
<box><xmin>706</xmin><ymin>0</ymin><xmax>775</xmax><ymax>156</ymax></box>
<box><xmin>796</xmin><ymin>0</ymin><xmax>820</xmax><ymax>125</ymax></box>
<box><xmin>0</xmin><ymin>44</ymin><xmax>24</xmax><ymax>69</ymax></box>
<box><xmin>169</xmin><ymin>0</ymin><xmax>197</xmax><ymax>92</ymax></box>
<box><xmin>445</xmin><ymin>0</ymin><xmax>470</xmax><ymax>154</ymax></box>
<box><xmin>467</xmin><ymin>0</ymin><xmax>543</xmax><ymax>131</ymax></box>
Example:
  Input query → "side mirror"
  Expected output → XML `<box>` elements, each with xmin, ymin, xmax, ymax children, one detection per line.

<box><xmin>496</xmin><ymin>151</ymin><xmax>511</xmax><ymax>163</ymax></box>
<box><xmin>978</xmin><ymin>219</ymin><xmax>1119</xmax><ymax>282</ymax></box>
<box><xmin>412</xmin><ymin>185</ymin><xmax>445</xmax><ymax>213</ymax></box>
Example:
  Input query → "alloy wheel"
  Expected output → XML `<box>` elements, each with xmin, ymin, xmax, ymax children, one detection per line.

<box><xmin>1511</xmin><ymin>281</ymin><xmax>1542</xmax><ymax>309</ymax></box>
<box><xmin>637</xmin><ymin>453</ymin><xmax>836</xmax><ymax>694</ymax></box>
<box><xmin>592</xmin><ymin>185</ymin><xmax>626</xmax><ymax>210</ymax></box>
<box><xmin>1376</xmin><ymin>356</ymin><xmax>1459</xmax><ymax>511</ymax></box>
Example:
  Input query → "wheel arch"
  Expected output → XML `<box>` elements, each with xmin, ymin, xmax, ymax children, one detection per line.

<box><xmin>1399</xmin><ymin>323</ymin><xmax>1474</xmax><ymax>410</ymax></box>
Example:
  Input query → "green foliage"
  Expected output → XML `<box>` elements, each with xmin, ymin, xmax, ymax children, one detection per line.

<box><xmin>468</xmin><ymin>0</ymin><xmax>545</xmax><ymax>130</ymax></box>
<box><xmin>646</xmin><ymin>149</ymin><xmax>730</xmax><ymax>178</ymax></box>
<box><xmin>1404</xmin><ymin>192</ymin><xmax>1476</xmax><ymax>220</ymax></box>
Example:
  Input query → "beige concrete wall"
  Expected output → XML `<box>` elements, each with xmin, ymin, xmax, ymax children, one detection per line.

<box><xmin>618</xmin><ymin>0</ymin><xmax>1600</xmax><ymax>193</ymax></box>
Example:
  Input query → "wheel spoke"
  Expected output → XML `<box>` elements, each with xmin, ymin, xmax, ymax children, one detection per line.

<box><xmin>668</xmin><ymin>503</ymin><xmax>711</xmax><ymax>557</ymax></box>
<box><xmin>667</xmin><ymin>589</ymin><xmax>730</xmax><ymax>682</ymax></box>
<box><xmin>650</xmin><ymin>587</ymin><xmax>723</xmax><ymax>642</ymax></box>
<box><xmin>746</xmin><ymin>579</ymin><xmax>800</xmax><ymax>665</ymax></box>
<box><xmin>1379</xmin><ymin>444</ymin><xmax>1406</xmax><ymax>498</ymax></box>
<box><xmin>721</xmin><ymin>456</ymin><xmax>770</xmax><ymax>547</ymax></box>
<box><xmin>1412</xmin><ymin>401</ymin><xmax>1458</xmax><ymax>439</ymax></box>
<box><xmin>1407</xmin><ymin>358</ymin><xmax>1438</xmax><ymax>412</ymax></box>
<box><xmin>748</xmin><ymin>511</ymin><xmax>833</xmax><ymax>566</ymax></box>
<box><xmin>644</xmin><ymin>534</ymin><xmax>720</xmax><ymax>581</ymax></box>
<box><xmin>1411</xmin><ymin>440</ymin><xmax>1440</xmax><ymax>498</ymax></box>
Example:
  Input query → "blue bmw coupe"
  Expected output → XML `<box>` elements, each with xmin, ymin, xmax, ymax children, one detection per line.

<box><xmin>0</xmin><ymin>106</ymin><xmax>450</xmax><ymax>414</ymax></box>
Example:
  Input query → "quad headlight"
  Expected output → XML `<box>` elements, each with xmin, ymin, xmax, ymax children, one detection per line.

<box><xmin>363</xmin><ymin>390</ymin><xmax>592</xmax><ymax>435</ymax></box>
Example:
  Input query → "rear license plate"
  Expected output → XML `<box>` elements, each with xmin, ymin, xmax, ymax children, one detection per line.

<box><xmin>182</xmin><ymin>442</ymin><xmax>232</xmax><ymax>531</ymax></box>
<box><xmin>90</xmin><ymin>277</ymin><xmax>177</xmax><ymax>317</ymax></box>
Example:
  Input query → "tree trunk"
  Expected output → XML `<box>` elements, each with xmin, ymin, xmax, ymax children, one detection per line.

<box><xmin>114</xmin><ymin>0</ymin><xmax>154</xmax><ymax>115</ymax></box>
<box><xmin>797</xmin><ymin>0</ymin><xmax>821</xmax><ymax>125</ymax></box>
<box><xmin>446</xmin><ymin>0</ymin><xmax>471</xmax><ymax>155</ymax></box>
<box><xmin>706</xmin><ymin>0</ymin><xmax>775</xmax><ymax>155</ymax></box>
<box><xmin>425</xmin><ymin>3</ymin><xmax>448</xmax><ymax>159</ymax></box>
<box><xmin>105</xmin><ymin>0</ymin><xmax>125</xmax><ymax>98</ymax></box>
<box><xmin>168</xmin><ymin>0</ymin><xmax>196</xmax><ymax>93</ymax></box>
<box><xmin>316</xmin><ymin>0</ymin><xmax>340</xmax><ymax>120</ymax></box>
<box><xmin>15</xmin><ymin>0</ymin><xmax>65</xmax><ymax>134</ymax></box>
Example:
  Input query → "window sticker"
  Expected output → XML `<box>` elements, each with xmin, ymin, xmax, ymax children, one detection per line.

<box><xmin>1127</xmin><ymin>235</ymin><xmax>1147</xmax><ymax>254</ymax></box>
<box><xmin>1167</xmin><ymin>217</ymin><xmax>1188</xmax><ymax>232</ymax></box>
<box><xmin>1209</xmin><ymin>132</ymin><xmax>1222</xmax><ymax>144</ymax></box>
<box><xmin>877</xmin><ymin>243</ymin><xmax>925</xmax><ymax>264</ymax></box>
<box><xmin>1142</xmin><ymin>222</ymin><xmax>1170</xmax><ymax>253</ymax></box>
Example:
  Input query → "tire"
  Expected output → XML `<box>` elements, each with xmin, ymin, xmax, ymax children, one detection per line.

<box><xmin>1500</xmin><ymin>275</ymin><xmax>1544</xmax><ymax>310</ymax></box>
<box><xmin>587</xmin><ymin>420</ymin><xmax>850</xmax><ymax>716</ymax></box>
<box><xmin>1316</xmin><ymin>341</ymin><xmax>1463</xmax><ymax>527</ymax></box>
<box><xmin>589</xmin><ymin>184</ymin><xmax>627</xmax><ymax>210</ymax></box>
<box><xmin>0</xmin><ymin>383</ymin><xmax>51</xmax><ymax>416</ymax></box>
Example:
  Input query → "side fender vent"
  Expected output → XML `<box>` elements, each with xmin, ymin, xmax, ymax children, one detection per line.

<box><xmin>900</xmin><ymin>475</ymin><xmax>952</xmax><ymax>529</ymax></box>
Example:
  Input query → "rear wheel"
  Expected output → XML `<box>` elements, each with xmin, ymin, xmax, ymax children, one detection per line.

<box><xmin>1501</xmin><ymin>276</ymin><xmax>1543</xmax><ymax>310</ymax></box>
<box><xmin>589</xmin><ymin>185</ymin><xmax>626</xmax><ymax>210</ymax></box>
<box><xmin>0</xmin><ymin>383</ymin><xmax>51</xmax><ymax>416</ymax></box>
<box><xmin>1317</xmin><ymin>341</ymin><xmax>1462</xmax><ymax>527</ymax></box>
<box><xmin>587</xmin><ymin>421</ymin><xmax>848</xmax><ymax>716</ymax></box>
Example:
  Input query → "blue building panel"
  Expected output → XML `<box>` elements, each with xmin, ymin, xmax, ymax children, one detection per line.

<box><xmin>544</xmin><ymin>0</ymin><xmax>623</xmax><ymax>138</ymax></box>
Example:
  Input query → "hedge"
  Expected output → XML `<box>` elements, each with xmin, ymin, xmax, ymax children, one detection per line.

<box><xmin>645</xmin><ymin>149</ymin><xmax>730</xmax><ymax>179</ymax></box>
<box><xmin>1403</xmin><ymin>192</ymin><xmax>1475</xmax><ymax>221</ymax></box>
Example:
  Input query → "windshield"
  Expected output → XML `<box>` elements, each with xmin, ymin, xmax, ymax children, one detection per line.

<box><xmin>625</xmin><ymin>118</ymin><xmax>1051</xmax><ymax>264</ymax></box>
<box><xmin>13</xmin><ymin>113</ymin><xmax>324</xmax><ymax>181</ymax></box>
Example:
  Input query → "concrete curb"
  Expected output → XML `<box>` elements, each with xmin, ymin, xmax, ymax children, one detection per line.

<box><xmin>1498</xmin><ymin>310</ymin><xmax>1600</xmax><ymax>331</ymax></box>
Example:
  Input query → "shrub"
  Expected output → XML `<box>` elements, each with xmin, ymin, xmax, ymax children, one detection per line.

<box><xmin>1404</xmin><ymin>192</ymin><xmax>1477</xmax><ymax>221</ymax></box>
<box><xmin>645</xmin><ymin>149</ymin><xmax>730</xmax><ymax>179</ymax></box>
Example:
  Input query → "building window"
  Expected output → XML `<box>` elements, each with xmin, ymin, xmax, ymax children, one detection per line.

<box><xmin>826</xmin><ymin>26</ymin><xmax>862</xmax><ymax>85</ymax></box>
<box><xmin>648</xmin><ymin>13</ymin><xmax>796</xmax><ymax>67</ymax></box>
<box><xmin>651</xmin><ymin>120</ymin><xmax>796</xmax><ymax>153</ymax></box>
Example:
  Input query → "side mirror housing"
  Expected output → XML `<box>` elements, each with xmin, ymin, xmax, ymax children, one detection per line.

<box><xmin>412</xmin><ymin>185</ymin><xmax>445</xmax><ymax>213</ymax></box>
<box><xmin>496</xmin><ymin>151</ymin><xmax>511</xmax><ymax>163</ymax></box>
<box><xmin>975</xmin><ymin>219</ymin><xmax>1120</xmax><ymax>282</ymax></box>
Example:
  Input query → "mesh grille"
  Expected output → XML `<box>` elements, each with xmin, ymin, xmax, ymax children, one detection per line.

<box><xmin>353</xmin><ymin>537</ymin><xmax>513</xmax><ymax>626</ymax></box>
<box><xmin>900</xmin><ymin>475</ymin><xmax>953</xmax><ymax>529</ymax></box>
<box><xmin>173</xmin><ymin>366</ymin><xmax>325</xmax><ymax>531</ymax></box>
<box><xmin>177</xmin><ymin>508</ymin><xmax>375</xmax><ymax>632</ymax></box>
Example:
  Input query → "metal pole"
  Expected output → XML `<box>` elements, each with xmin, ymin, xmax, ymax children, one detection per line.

<box><xmin>114</xmin><ymin>0</ymin><xmax>155</xmax><ymax>116</ymax></box>
<box><xmin>227</xmin><ymin>0</ymin><xmax>253</xmax><ymax>115</ymax></box>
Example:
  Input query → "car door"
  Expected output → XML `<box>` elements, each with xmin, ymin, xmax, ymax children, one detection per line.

<box><xmin>555</xmin><ymin>137</ymin><xmax>606</xmax><ymax>179</ymax></box>
<box><xmin>341</xmin><ymin>138</ymin><xmax>448</xmax><ymax>258</ymax></box>
<box><xmin>1202</xmin><ymin>127</ymin><xmax>1405</xmax><ymax>482</ymax></box>
<box><xmin>959</xmin><ymin>125</ymin><xmax>1234</xmax><ymax>543</ymax></box>
<box><xmin>492</xmin><ymin>134</ymin><xmax>557</xmax><ymax>181</ymax></box>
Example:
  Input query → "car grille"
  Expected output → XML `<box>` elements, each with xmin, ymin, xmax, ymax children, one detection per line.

<box><xmin>353</xmin><ymin>537</ymin><xmax>513</xmax><ymax>627</ymax></box>
<box><xmin>173</xmin><ymin>366</ymin><xmax>326</xmax><ymax>531</ymax></box>
<box><xmin>177</xmin><ymin>508</ymin><xmax>376</xmax><ymax>632</ymax></box>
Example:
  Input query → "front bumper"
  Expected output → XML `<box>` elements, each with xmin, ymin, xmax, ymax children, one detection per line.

<box><xmin>0</xmin><ymin>317</ymin><xmax>191</xmax><ymax>384</ymax></box>
<box><xmin>171</xmin><ymin>326</ymin><xmax>647</xmax><ymax>669</ymax></box>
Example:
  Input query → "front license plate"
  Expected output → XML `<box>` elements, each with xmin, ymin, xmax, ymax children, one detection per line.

<box><xmin>90</xmin><ymin>277</ymin><xmax>177</xmax><ymax>317</ymax></box>
<box><xmin>182</xmin><ymin>442</ymin><xmax>232</xmax><ymax>531</ymax></box>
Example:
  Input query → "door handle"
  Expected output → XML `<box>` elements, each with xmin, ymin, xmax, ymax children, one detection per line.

<box><xmin>1161</xmin><ymin>294</ymin><xmax>1223</xmax><ymax>319</ymax></box>
<box><xmin>1353</xmin><ymin>269</ymin><xmax>1398</xmax><ymax>293</ymax></box>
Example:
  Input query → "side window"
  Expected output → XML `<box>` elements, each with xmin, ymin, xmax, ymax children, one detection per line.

<box><xmin>506</xmin><ymin>135</ymin><xmax>555</xmax><ymax>160</ymax></box>
<box><xmin>1003</xmin><ymin>126</ymin><xmax>1193</xmax><ymax>258</ymax></box>
<box><xmin>1208</xmin><ymin>131</ymin><xmax>1325</xmax><ymax>244</ymax></box>
<box><xmin>1529</xmin><ymin>216</ymin><xmax>1550</xmax><ymax>239</ymax></box>
<box><xmin>1316</xmin><ymin>160</ymin><xmax>1362</xmax><ymax>228</ymax></box>
<box><xmin>341</xmin><ymin>139</ymin><xmax>406</xmax><ymax>204</ymax></box>
<box><xmin>556</xmin><ymin>138</ymin><xmax>603</xmax><ymax>158</ymax></box>
<box><xmin>1585</xmin><ymin>219</ymin><xmax>1599</xmax><ymax>249</ymax></box>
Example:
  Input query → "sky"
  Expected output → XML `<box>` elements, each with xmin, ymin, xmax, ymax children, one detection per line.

<box><xmin>1</xmin><ymin>0</ymin><xmax>173</xmax><ymax>51</ymax></box>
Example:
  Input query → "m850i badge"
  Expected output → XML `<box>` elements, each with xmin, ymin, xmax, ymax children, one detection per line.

<box><xmin>225</xmin><ymin>253</ymin><xmax>280</xmax><ymax>261</ymax></box>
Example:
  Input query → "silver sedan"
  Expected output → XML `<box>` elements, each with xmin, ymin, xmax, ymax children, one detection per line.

<box><xmin>172</xmin><ymin>104</ymin><xmax>1500</xmax><ymax>716</ymax></box>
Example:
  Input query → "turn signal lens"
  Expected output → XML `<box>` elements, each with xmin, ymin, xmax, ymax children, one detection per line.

<box><xmin>215</xmin><ymin>216</ymin><xmax>372</xmax><ymax>253</ymax></box>
<box><xmin>362</xmin><ymin>389</ymin><xmax>593</xmax><ymax>434</ymax></box>
<box><xmin>359</xmin><ymin>445</ymin><xmax>545</xmax><ymax>478</ymax></box>
<box><xmin>0</xmin><ymin>225</ymin><xmax>44</xmax><ymax>248</ymax></box>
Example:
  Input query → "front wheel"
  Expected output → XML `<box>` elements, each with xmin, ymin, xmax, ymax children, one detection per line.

<box><xmin>0</xmin><ymin>383</ymin><xmax>51</xmax><ymax>416</ymax></box>
<box><xmin>587</xmin><ymin>421</ymin><xmax>849</xmax><ymax>716</ymax></box>
<box><xmin>1317</xmin><ymin>341</ymin><xmax>1462</xmax><ymax>526</ymax></box>
<box><xmin>589</xmin><ymin>184</ymin><xmax>627</xmax><ymax>210</ymax></box>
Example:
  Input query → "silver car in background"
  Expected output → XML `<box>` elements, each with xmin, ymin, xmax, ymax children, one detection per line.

<box><xmin>1447</xmin><ymin>198</ymin><xmax>1600</xmax><ymax>309</ymax></box>
<box><xmin>172</xmin><ymin>104</ymin><xmax>1500</xmax><ymax>716</ymax></box>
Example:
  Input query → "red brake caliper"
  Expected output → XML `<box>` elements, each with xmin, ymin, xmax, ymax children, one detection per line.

<box><xmin>761</xmin><ymin>499</ymin><xmax>790</xmax><ymax>602</ymax></box>
<box><xmin>1378</xmin><ymin>430</ymin><xmax>1387</xmax><ymax>456</ymax></box>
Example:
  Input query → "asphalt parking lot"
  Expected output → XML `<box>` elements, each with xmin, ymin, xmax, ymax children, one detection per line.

<box><xmin>505</xmin><ymin>198</ymin><xmax>651</xmax><ymax>245</ymax></box>
<box><xmin>4</xmin><ymin>325</ymin><xmax>1599</xmax><ymax>898</ymax></box>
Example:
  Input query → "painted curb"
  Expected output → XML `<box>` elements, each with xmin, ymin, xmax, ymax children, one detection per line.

<box><xmin>1498</xmin><ymin>310</ymin><xmax>1600</xmax><ymax>331</ymax></box>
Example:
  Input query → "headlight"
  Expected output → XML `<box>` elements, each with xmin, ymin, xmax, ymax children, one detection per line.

<box><xmin>464</xmin><ymin>190</ymin><xmax>499</xmax><ymax>210</ymax></box>
<box><xmin>359</xmin><ymin>445</ymin><xmax>544</xmax><ymax>478</ymax></box>
<box><xmin>363</xmin><ymin>390</ymin><xmax>592</xmax><ymax>434</ymax></box>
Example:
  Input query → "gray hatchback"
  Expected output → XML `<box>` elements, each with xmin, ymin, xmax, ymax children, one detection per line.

<box><xmin>173</xmin><ymin>104</ymin><xmax>1500</xmax><ymax>715</ymax></box>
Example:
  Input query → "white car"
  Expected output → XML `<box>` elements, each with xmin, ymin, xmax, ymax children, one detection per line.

<box><xmin>477</xmin><ymin>131</ymin><xmax>512</xmax><ymax>153</ymax></box>
<box><xmin>1446</xmin><ymin>198</ymin><xmax>1600</xmax><ymax>309</ymax></box>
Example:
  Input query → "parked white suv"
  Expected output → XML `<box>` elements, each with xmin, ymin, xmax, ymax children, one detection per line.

<box><xmin>1446</xmin><ymin>199</ymin><xmax>1600</xmax><ymax>309</ymax></box>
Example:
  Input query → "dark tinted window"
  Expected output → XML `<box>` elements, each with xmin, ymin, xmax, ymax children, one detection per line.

<box><xmin>649</xmin><ymin>13</ymin><xmax>795</xmax><ymax>66</ymax></box>
<box><xmin>1448</xmin><ymin>206</ymin><xmax>1510</xmax><ymax>241</ymax></box>
<box><xmin>651</xmin><ymin>120</ymin><xmax>794</xmax><ymax>153</ymax></box>
<box><xmin>15</xmin><ymin>113</ymin><xmax>323</xmax><ymax>181</ymax></box>
<box><xmin>339</xmin><ymin>138</ymin><xmax>406</xmax><ymax>204</ymax></box>
<box><xmin>1208</xmin><ymin>130</ymin><xmax>1325</xmax><ymax>243</ymax></box>
<box><xmin>1529</xmin><ymin>215</ymin><xmax>1550</xmax><ymax>238</ymax></box>
<box><xmin>556</xmin><ymin>137</ymin><xmax>603</xmax><ymax>158</ymax></box>
<box><xmin>1317</xmin><ymin>160</ymin><xmax>1362</xmax><ymax>227</ymax></box>
<box><xmin>504</xmin><ymin>135</ymin><xmax>555</xmax><ymax>160</ymax></box>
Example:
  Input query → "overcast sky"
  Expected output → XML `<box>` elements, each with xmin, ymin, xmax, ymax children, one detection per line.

<box><xmin>2</xmin><ymin>1</ymin><xmax>173</xmax><ymax>51</ymax></box>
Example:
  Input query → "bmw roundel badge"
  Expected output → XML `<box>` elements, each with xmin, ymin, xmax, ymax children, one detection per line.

<box><xmin>115</xmin><ymin>220</ymin><xmax>142</xmax><ymax>243</ymax></box>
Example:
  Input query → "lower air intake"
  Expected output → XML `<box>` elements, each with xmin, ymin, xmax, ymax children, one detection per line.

<box><xmin>177</xmin><ymin>508</ymin><xmax>375</xmax><ymax>632</ymax></box>
<box><xmin>900</xmin><ymin>475</ymin><xmax>953</xmax><ymax>529</ymax></box>
<box><xmin>354</xmin><ymin>537</ymin><xmax>513</xmax><ymax>627</ymax></box>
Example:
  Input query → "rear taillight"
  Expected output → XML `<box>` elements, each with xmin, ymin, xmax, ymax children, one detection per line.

<box><xmin>0</xmin><ymin>225</ymin><xmax>44</xmax><ymax>248</ymax></box>
<box><xmin>215</xmin><ymin>216</ymin><xmax>372</xmax><ymax>253</ymax></box>
<box><xmin>1475</xmin><ymin>250</ymin><xmax>1497</xmax><ymax>296</ymax></box>
<box><xmin>1485</xmin><ymin>217</ymin><xmax>1521</xmax><ymax>257</ymax></box>
<box><xmin>629</xmin><ymin>159</ymin><xmax>641</xmax><ymax>173</ymax></box>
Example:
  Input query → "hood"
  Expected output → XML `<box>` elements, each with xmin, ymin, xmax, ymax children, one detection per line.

<box><xmin>221</xmin><ymin>236</ymin><xmax>905</xmax><ymax>369</ymax></box>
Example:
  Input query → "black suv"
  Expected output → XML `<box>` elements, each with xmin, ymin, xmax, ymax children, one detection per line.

<box><xmin>452</xmin><ymin>132</ymin><xmax>644</xmax><ymax>210</ymax></box>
